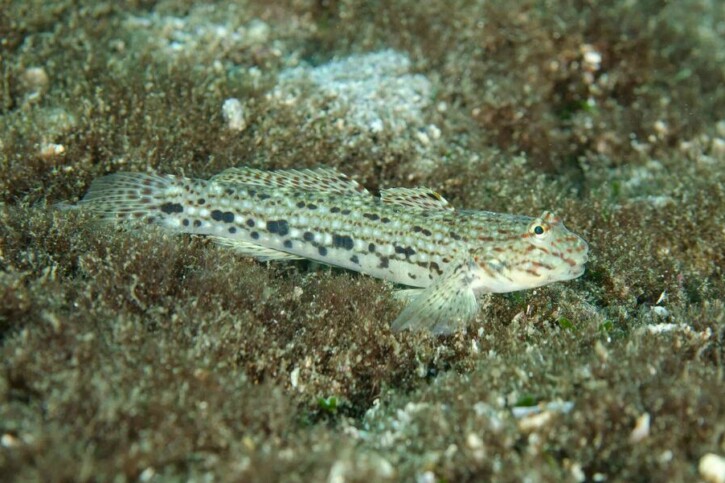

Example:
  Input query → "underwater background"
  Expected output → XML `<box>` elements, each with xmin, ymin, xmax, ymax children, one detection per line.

<box><xmin>1</xmin><ymin>0</ymin><xmax>723</xmax><ymax>481</ymax></box>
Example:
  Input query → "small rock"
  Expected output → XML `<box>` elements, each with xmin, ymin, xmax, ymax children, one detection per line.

<box><xmin>699</xmin><ymin>453</ymin><xmax>725</xmax><ymax>483</ymax></box>
<box><xmin>290</xmin><ymin>366</ymin><xmax>300</xmax><ymax>389</ymax></box>
<box><xmin>651</xmin><ymin>306</ymin><xmax>670</xmax><ymax>318</ymax></box>
<box><xmin>38</xmin><ymin>142</ymin><xmax>65</xmax><ymax>159</ymax></box>
<box><xmin>222</xmin><ymin>98</ymin><xmax>247</xmax><ymax>132</ymax></box>
<box><xmin>629</xmin><ymin>413</ymin><xmax>650</xmax><ymax>443</ymax></box>
<box><xmin>518</xmin><ymin>410</ymin><xmax>553</xmax><ymax>432</ymax></box>
<box><xmin>21</xmin><ymin>66</ymin><xmax>49</xmax><ymax>101</ymax></box>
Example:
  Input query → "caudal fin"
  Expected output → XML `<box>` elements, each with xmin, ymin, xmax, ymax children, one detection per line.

<box><xmin>78</xmin><ymin>172</ymin><xmax>181</xmax><ymax>223</ymax></box>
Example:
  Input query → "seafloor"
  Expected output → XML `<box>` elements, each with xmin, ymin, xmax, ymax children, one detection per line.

<box><xmin>1</xmin><ymin>1</ymin><xmax>724</xmax><ymax>481</ymax></box>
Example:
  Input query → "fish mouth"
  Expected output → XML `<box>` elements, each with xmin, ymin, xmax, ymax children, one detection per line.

<box><xmin>549</xmin><ymin>264</ymin><xmax>586</xmax><ymax>282</ymax></box>
<box><xmin>569</xmin><ymin>238</ymin><xmax>589</xmax><ymax>278</ymax></box>
<box><xmin>568</xmin><ymin>248</ymin><xmax>588</xmax><ymax>279</ymax></box>
<box><xmin>553</xmin><ymin>251</ymin><xmax>588</xmax><ymax>282</ymax></box>
<box><xmin>570</xmin><ymin>264</ymin><xmax>586</xmax><ymax>278</ymax></box>
<box><xmin>568</xmin><ymin>249</ymin><xmax>589</xmax><ymax>279</ymax></box>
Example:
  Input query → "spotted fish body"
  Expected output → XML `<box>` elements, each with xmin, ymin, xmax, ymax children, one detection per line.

<box><xmin>79</xmin><ymin>167</ymin><xmax>589</xmax><ymax>334</ymax></box>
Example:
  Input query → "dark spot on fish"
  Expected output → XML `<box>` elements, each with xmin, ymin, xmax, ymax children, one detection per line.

<box><xmin>225</xmin><ymin>188</ymin><xmax>234</xmax><ymax>195</ymax></box>
<box><xmin>381</xmin><ymin>217</ymin><xmax>391</xmax><ymax>223</ymax></box>
<box><xmin>211</xmin><ymin>210</ymin><xmax>224</xmax><ymax>221</ymax></box>
<box><xmin>303</xmin><ymin>231</ymin><xmax>315</xmax><ymax>242</ymax></box>
<box><xmin>413</xmin><ymin>226</ymin><xmax>422</xmax><ymax>233</ymax></box>
<box><xmin>368</xmin><ymin>243</ymin><xmax>376</xmax><ymax>253</ymax></box>
<box><xmin>422</xmin><ymin>228</ymin><xmax>432</xmax><ymax>236</ymax></box>
<box><xmin>160</xmin><ymin>202</ymin><xmax>184</xmax><ymax>214</ymax></box>
<box><xmin>257</xmin><ymin>193</ymin><xmax>271</xmax><ymax>201</ymax></box>
<box><xmin>430</xmin><ymin>262</ymin><xmax>441</xmax><ymax>274</ymax></box>
<box><xmin>363</xmin><ymin>213</ymin><xmax>379</xmax><ymax>221</ymax></box>
<box><xmin>182</xmin><ymin>219</ymin><xmax>189</xmax><ymax>227</ymax></box>
<box><xmin>222</xmin><ymin>212</ymin><xmax>235</xmax><ymax>223</ymax></box>
<box><xmin>341</xmin><ymin>209</ymin><xmax>351</xmax><ymax>215</ymax></box>
<box><xmin>318</xmin><ymin>246</ymin><xmax>328</xmax><ymax>256</ymax></box>
<box><xmin>332</xmin><ymin>234</ymin><xmax>354</xmax><ymax>250</ymax></box>
<box><xmin>197</xmin><ymin>198</ymin><xmax>206</xmax><ymax>205</ymax></box>
<box><xmin>250</xmin><ymin>231</ymin><xmax>259</xmax><ymax>240</ymax></box>
<box><xmin>246</xmin><ymin>219</ymin><xmax>255</xmax><ymax>227</ymax></box>
<box><xmin>378</xmin><ymin>256</ymin><xmax>389</xmax><ymax>269</ymax></box>
<box><xmin>395</xmin><ymin>245</ymin><xmax>416</xmax><ymax>257</ymax></box>
<box><xmin>247</xmin><ymin>189</ymin><xmax>257</xmax><ymax>197</ymax></box>
<box><xmin>449</xmin><ymin>231</ymin><xmax>461</xmax><ymax>241</ymax></box>
<box><xmin>330</xmin><ymin>206</ymin><xmax>340</xmax><ymax>213</ymax></box>
<box><xmin>284</xmin><ymin>240</ymin><xmax>293</xmax><ymax>249</ymax></box>
<box><xmin>229</xmin><ymin>227</ymin><xmax>237</xmax><ymax>234</ymax></box>
<box><xmin>350</xmin><ymin>255</ymin><xmax>360</xmax><ymax>265</ymax></box>
<box><xmin>296</xmin><ymin>201</ymin><xmax>306</xmax><ymax>208</ymax></box>
<box><xmin>408</xmin><ymin>273</ymin><xmax>417</xmax><ymax>280</ymax></box>
<box><xmin>193</xmin><ymin>220</ymin><xmax>202</xmax><ymax>228</ymax></box>
<box><xmin>266</xmin><ymin>220</ymin><xmax>289</xmax><ymax>236</ymax></box>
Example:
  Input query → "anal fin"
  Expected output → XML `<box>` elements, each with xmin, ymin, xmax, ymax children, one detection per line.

<box><xmin>208</xmin><ymin>237</ymin><xmax>303</xmax><ymax>262</ymax></box>
<box><xmin>391</xmin><ymin>256</ymin><xmax>482</xmax><ymax>334</ymax></box>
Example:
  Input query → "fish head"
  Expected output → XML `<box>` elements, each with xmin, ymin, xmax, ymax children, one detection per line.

<box><xmin>472</xmin><ymin>210</ymin><xmax>589</xmax><ymax>293</ymax></box>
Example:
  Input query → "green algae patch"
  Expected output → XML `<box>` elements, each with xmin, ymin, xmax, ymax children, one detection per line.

<box><xmin>317</xmin><ymin>396</ymin><xmax>339</xmax><ymax>415</ymax></box>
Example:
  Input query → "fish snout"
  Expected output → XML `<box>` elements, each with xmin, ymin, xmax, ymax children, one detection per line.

<box><xmin>569</xmin><ymin>236</ymin><xmax>589</xmax><ymax>277</ymax></box>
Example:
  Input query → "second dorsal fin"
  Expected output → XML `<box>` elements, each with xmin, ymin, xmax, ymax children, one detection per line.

<box><xmin>380</xmin><ymin>187</ymin><xmax>454</xmax><ymax>211</ymax></box>
<box><xmin>210</xmin><ymin>167</ymin><xmax>370</xmax><ymax>196</ymax></box>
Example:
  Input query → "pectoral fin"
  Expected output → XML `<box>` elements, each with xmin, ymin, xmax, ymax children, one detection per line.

<box><xmin>391</xmin><ymin>256</ymin><xmax>482</xmax><ymax>334</ymax></box>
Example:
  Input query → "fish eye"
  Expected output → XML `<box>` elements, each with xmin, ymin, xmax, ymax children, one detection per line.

<box><xmin>529</xmin><ymin>222</ymin><xmax>549</xmax><ymax>238</ymax></box>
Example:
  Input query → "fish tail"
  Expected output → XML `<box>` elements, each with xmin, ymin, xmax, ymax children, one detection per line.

<box><xmin>78</xmin><ymin>172</ymin><xmax>188</xmax><ymax>225</ymax></box>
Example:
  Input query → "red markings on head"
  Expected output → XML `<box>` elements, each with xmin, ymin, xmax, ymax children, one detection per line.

<box><xmin>531</xmin><ymin>261</ymin><xmax>554</xmax><ymax>270</ymax></box>
<box><xmin>541</xmin><ymin>211</ymin><xmax>561</xmax><ymax>224</ymax></box>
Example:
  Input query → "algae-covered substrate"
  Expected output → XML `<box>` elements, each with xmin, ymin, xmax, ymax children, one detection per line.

<box><xmin>1</xmin><ymin>1</ymin><xmax>723</xmax><ymax>481</ymax></box>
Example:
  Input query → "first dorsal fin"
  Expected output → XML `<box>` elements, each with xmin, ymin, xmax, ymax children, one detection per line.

<box><xmin>380</xmin><ymin>187</ymin><xmax>454</xmax><ymax>211</ymax></box>
<box><xmin>210</xmin><ymin>167</ymin><xmax>370</xmax><ymax>196</ymax></box>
